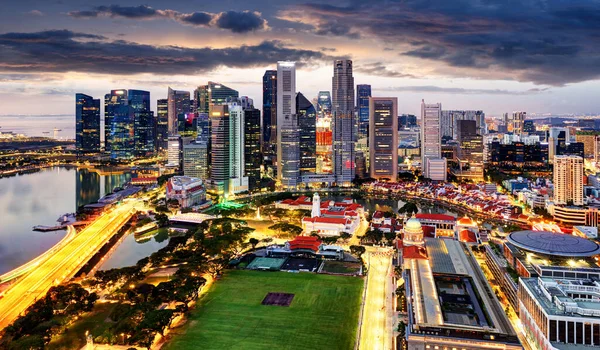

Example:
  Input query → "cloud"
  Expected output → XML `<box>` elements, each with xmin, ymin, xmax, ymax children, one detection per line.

<box><xmin>278</xmin><ymin>1</ymin><xmax>600</xmax><ymax>86</ymax></box>
<box><xmin>374</xmin><ymin>85</ymin><xmax>551</xmax><ymax>95</ymax></box>
<box><xmin>0</xmin><ymin>30</ymin><xmax>330</xmax><ymax>75</ymax></box>
<box><xmin>355</xmin><ymin>62</ymin><xmax>416</xmax><ymax>78</ymax></box>
<box><xmin>28</xmin><ymin>10</ymin><xmax>44</xmax><ymax>16</ymax></box>
<box><xmin>68</xmin><ymin>5</ymin><xmax>268</xmax><ymax>33</ymax></box>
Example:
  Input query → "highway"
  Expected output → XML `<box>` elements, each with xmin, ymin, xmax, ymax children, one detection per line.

<box><xmin>0</xmin><ymin>201</ymin><xmax>138</xmax><ymax>330</ymax></box>
<box><xmin>359</xmin><ymin>248</ymin><xmax>393</xmax><ymax>350</ymax></box>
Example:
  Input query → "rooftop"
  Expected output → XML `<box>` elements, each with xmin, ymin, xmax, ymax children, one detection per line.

<box><xmin>507</xmin><ymin>230</ymin><xmax>600</xmax><ymax>257</ymax></box>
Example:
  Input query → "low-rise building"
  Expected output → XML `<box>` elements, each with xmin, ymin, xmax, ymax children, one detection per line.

<box><xmin>166</xmin><ymin>176</ymin><xmax>206</xmax><ymax>208</ymax></box>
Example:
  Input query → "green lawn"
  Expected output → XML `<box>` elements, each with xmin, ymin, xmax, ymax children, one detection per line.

<box><xmin>165</xmin><ymin>270</ymin><xmax>364</xmax><ymax>350</ymax></box>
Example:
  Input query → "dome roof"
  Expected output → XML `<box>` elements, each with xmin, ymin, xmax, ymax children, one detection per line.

<box><xmin>457</xmin><ymin>217</ymin><xmax>475</xmax><ymax>225</ymax></box>
<box><xmin>405</xmin><ymin>218</ymin><xmax>422</xmax><ymax>231</ymax></box>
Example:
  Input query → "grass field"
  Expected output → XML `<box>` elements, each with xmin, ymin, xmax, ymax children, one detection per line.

<box><xmin>165</xmin><ymin>270</ymin><xmax>364</xmax><ymax>350</ymax></box>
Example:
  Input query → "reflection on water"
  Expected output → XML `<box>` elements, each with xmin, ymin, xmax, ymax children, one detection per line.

<box><xmin>0</xmin><ymin>167</ymin><xmax>132</xmax><ymax>274</ymax></box>
<box><xmin>99</xmin><ymin>230</ymin><xmax>169</xmax><ymax>270</ymax></box>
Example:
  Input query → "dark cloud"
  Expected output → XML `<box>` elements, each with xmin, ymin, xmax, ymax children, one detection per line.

<box><xmin>375</xmin><ymin>85</ymin><xmax>550</xmax><ymax>95</ymax></box>
<box><xmin>279</xmin><ymin>1</ymin><xmax>600</xmax><ymax>85</ymax></box>
<box><xmin>68</xmin><ymin>5</ymin><xmax>268</xmax><ymax>33</ymax></box>
<box><xmin>355</xmin><ymin>62</ymin><xmax>415</xmax><ymax>78</ymax></box>
<box><xmin>0</xmin><ymin>30</ymin><xmax>329</xmax><ymax>75</ymax></box>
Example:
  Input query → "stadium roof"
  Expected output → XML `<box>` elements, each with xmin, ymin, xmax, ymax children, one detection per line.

<box><xmin>507</xmin><ymin>231</ymin><xmax>600</xmax><ymax>257</ymax></box>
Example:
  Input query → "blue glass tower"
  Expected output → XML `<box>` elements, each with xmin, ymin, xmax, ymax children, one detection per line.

<box><xmin>356</xmin><ymin>84</ymin><xmax>371</xmax><ymax>141</ymax></box>
<box><xmin>130</xmin><ymin>90</ymin><xmax>155</xmax><ymax>157</ymax></box>
<box><xmin>75</xmin><ymin>93</ymin><xmax>100</xmax><ymax>154</ymax></box>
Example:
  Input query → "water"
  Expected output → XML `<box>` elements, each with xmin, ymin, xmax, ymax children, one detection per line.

<box><xmin>99</xmin><ymin>230</ymin><xmax>169</xmax><ymax>270</ymax></box>
<box><xmin>0</xmin><ymin>167</ymin><xmax>165</xmax><ymax>274</ymax></box>
<box><xmin>0</xmin><ymin>115</ymin><xmax>75</xmax><ymax>139</ymax></box>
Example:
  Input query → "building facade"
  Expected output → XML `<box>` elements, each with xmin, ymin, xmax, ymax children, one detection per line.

<box><xmin>104</xmin><ymin>89</ymin><xmax>134</xmax><ymax>159</ymax></box>
<box><xmin>75</xmin><ymin>93</ymin><xmax>101</xmax><ymax>154</ymax></box>
<box><xmin>276</xmin><ymin>61</ymin><xmax>300</xmax><ymax>189</ymax></box>
<box><xmin>156</xmin><ymin>98</ymin><xmax>169</xmax><ymax>151</ymax></box>
<box><xmin>166</xmin><ymin>176</ymin><xmax>206</xmax><ymax>208</ymax></box>
<box><xmin>129</xmin><ymin>89</ymin><xmax>154</xmax><ymax>157</ymax></box>
<box><xmin>553</xmin><ymin>155</ymin><xmax>584</xmax><ymax>206</ymax></box>
<box><xmin>228</xmin><ymin>101</ymin><xmax>248</xmax><ymax>194</ymax></box>
<box><xmin>420</xmin><ymin>100</ymin><xmax>443</xmax><ymax>179</ymax></box>
<box><xmin>182</xmin><ymin>141</ymin><xmax>209</xmax><ymax>180</ymax></box>
<box><xmin>167</xmin><ymin>87</ymin><xmax>190</xmax><ymax>135</ymax></box>
<box><xmin>297</xmin><ymin>92</ymin><xmax>317</xmax><ymax>174</ymax></box>
<box><xmin>244</xmin><ymin>108</ymin><xmax>262</xmax><ymax>192</ymax></box>
<box><xmin>262</xmin><ymin>70</ymin><xmax>277</xmax><ymax>164</ymax></box>
<box><xmin>332</xmin><ymin>59</ymin><xmax>356</xmax><ymax>185</ymax></box>
<box><xmin>369</xmin><ymin>97</ymin><xmax>398</xmax><ymax>182</ymax></box>
<box><xmin>210</xmin><ymin>105</ymin><xmax>230</xmax><ymax>195</ymax></box>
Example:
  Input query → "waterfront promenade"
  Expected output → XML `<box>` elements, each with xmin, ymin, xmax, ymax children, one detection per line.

<box><xmin>0</xmin><ymin>201</ymin><xmax>138</xmax><ymax>330</ymax></box>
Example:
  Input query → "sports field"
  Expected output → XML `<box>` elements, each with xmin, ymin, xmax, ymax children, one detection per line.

<box><xmin>165</xmin><ymin>270</ymin><xmax>364</xmax><ymax>350</ymax></box>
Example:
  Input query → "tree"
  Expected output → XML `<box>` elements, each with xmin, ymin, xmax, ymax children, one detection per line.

<box><xmin>249</xmin><ymin>238</ymin><xmax>259</xmax><ymax>249</ymax></box>
<box><xmin>154</xmin><ymin>213</ymin><xmax>169</xmax><ymax>228</ymax></box>
<box><xmin>339</xmin><ymin>232</ymin><xmax>351</xmax><ymax>241</ymax></box>
<box><xmin>384</xmin><ymin>230</ymin><xmax>396</xmax><ymax>245</ymax></box>
<box><xmin>398</xmin><ymin>202</ymin><xmax>418</xmax><ymax>217</ymax></box>
<box><xmin>350</xmin><ymin>245</ymin><xmax>366</xmax><ymax>259</ymax></box>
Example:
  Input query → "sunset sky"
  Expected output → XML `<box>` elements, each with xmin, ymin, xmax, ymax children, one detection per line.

<box><xmin>2</xmin><ymin>0</ymin><xmax>600</xmax><ymax>116</ymax></box>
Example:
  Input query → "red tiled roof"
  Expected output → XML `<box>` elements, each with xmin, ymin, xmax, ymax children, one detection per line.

<box><xmin>131</xmin><ymin>177</ymin><xmax>157</xmax><ymax>183</ymax></box>
<box><xmin>403</xmin><ymin>245</ymin><xmax>428</xmax><ymax>259</ymax></box>
<box><xmin>289</xmin><ymin>236</ymin><xmax>321</xmax><ymax>252</ymax></box>
<box><xmin>302</xmin><ymin>217</ymin><xmax>349</xmax><ymax>225</ymax></box>
<box><xmin>422</xmin><ymin>225</ymin><xmax>436</xmax><ymax>238</ymax></box>
<box><xmin>459</xmin><ymin>229</ymin><xmax>477</xmax><ymax>243</ymax></box>
<box><xmin>457</xmin><ymin>217</ymin><xmax>475</xmax><ymax>225</ymax></box>
<box><xmin>415</xmin><ymin>213</ymin><xmax>456</xmax><ymax>222</ymax></box>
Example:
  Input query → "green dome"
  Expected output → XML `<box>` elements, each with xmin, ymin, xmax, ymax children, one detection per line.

<box><xmin>405</xmin><ymin>218</ymin><xmax>422</xmax><ymax>231</ymax></box>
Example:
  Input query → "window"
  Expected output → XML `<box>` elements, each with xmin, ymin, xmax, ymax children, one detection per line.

<box><xmin>585</xmin><ymin>323</ymin><xmax>592</xmax><ymax>345</ymax></box>
<box><xmin>559</xmin><ymin>320</ymin><xmax>566</xmax><ymax>343</ymax></box>
<box><xmin>550</xmin><ymin>320</ymin><xmax>557</xmax><ymax>342</ymax></box>
<box><xmin>576</xmin><ymin>322</ymin><xmax>583</xmax><ymax>344</ymax></box>
<box><xmin>594</xmin><ymin>324</ymin><xmax>600</xmax><ymax>345</ymax></box>
<box><xmin>568</xmin><ymin>321</ymin><xmax>575</xmax><ymax>343</ymax></box>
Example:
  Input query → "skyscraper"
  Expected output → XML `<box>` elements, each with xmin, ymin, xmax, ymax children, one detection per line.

<box><xmin>244</xmin><ymin>108</ymin><xmax>262</xmax><ymax>192</ymax></box>
<box><xmin>210</xmin><ymin>105</ymin><xmax>230</xmax><ymax>195</ymax></box>
<box><xmin>262</xmin><ymin>70</ymin><xmax>277</xmax><ymax>163</ymax></box>
<box><xmin>167</xmin><ymin>87</ymin><xmax>190</xmax><ymax>135</ymax></box>
<box><xmin>129</xmin><ymin>90</ymin><xmax>155</xmax><ymax>157</ymax></box>
<box><xmin>104</xmin><ymin>89</ymin><xmax>134</xmax><ymax>159</ymax></box>
<box><xmin>228</xmin><ymin>101</ymin><xmax>248</xmax><ymax>194</ymax></box>
<box><xmin>421</xmin><ymin>100</ymin><xmax>444</xmax><ymax>180</ymax></box>
<box><xmin>332</xmin><ymin>59</ymin><xmax>356</xmax><ymax>185</ymax></box>
<box><xmin>183</xmin><ymin>141</ymin><xmax>209</xmax><ymax>180</ymax></box>
<box><xmin>156</xmin><ymin>98</ymin><xmax>169</xmax><ymax>151</ymax></box>
<box><xmin>512</xmin><ymin>111</ymin><xmax>526</xmax><ymax>136</ymax></box>
<box><xmin>195</xmin><ymin>82</ymin><xmax>239</xmax><ymax>114</ymax></box>
<box><xmin>356</xmin><ymin>84</ymin><xmax>371</xmax><ymax>141</ymax></box>
<box><xmin>369</xmin><ymin>97</ymin><xmax>398</xmax><ymax>182</ymax></box>
<box><xmin>553</xmin><ymin>155</ymin><xmax>583</xmax><ymax>206</ymax></box>
<box><xmin>297</xmin><ymin>92</ymin><xmax>317</xmax><ymax>174</ymax></box>
<box><xmin>276</xmin><ymin>61</ymin><xmax>300</xmax><ymax>189</ymax></box>
<box><xmin>316</xmin><ymin>91</ymin><xmax>332</xmax><ymax>118</ymax></box>
<box><xmin>75</xmin><ymin>93</ymin><xmax>100</xmax><ymax>154</ymax></box>
<box><xmin>440</xmin><ymin>110</ymin><xmax>486</xmax><ymax>140</ymax></box>
<box><xmin>456</xmin><ymin>120</ymin><xmax>484</xmax><ymax>180</ymax></box>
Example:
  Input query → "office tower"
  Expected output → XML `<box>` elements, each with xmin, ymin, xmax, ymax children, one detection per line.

<box><xmin>276</xmin><ymin>61</ymin><xmax>300</xmax><ymax>189</ymax></box>
<box><xmin>195</xmin><ymin>82</ymin><xmax>239</xmax><ymax>114</ymax></box>
<box><xmin>167</xmin><ymin>87</ymin><xmax>190</xmax><ymax>135</ymax></box>
<box><xmin>440</xmin><ymin>110</ymin><xmax>486</xmax><ymax>140</ymax></box>
<box><xmin>399</xmin><ymin>114</ymin><xmax>417</xmax><ymax>128</ymax></box>
<box><xmin>262</xmin><ymin>70</ymin><xmax>277</xmax><ymax>162</ymax></box>
<box><xmin>317</xmin><ymin>91</ymin><xmax>332</xmax><ymax>117</ymax></box>
<box><xmin>332</xmin><ymin>59</ymin><xmax>356</xmax><ymax>185</ymax></box>
<box><xmin>240</xmin><ymin>96</ymin><xmax>254</xmax><ymax>109</ymax></box>
<box><xmin>297</xmin><ymin>92</ymin><xmax>317</xmax><ymax>174</ymax></box>
<box><xmin>355</xmin><ymin>152</ymin><xmax>367</xmax><ymax>179</ymax></box>
<box><xmin>156</xmin><ymin>99</ymin><xmax>169</xmax><ymax>151</ymax></box>
<box><xmin>210</xmin><ymin>105</ymin><xmax>230</xmax><ymax>195</ymax></box>
<box><xmin>228</xmin><ymin>101</ymin><xmax>248</xmax><ymax>194</ymax></box>
<box><xmin>244</xmin><ymin>108</ymin><xmax>262</xmax><ymax>191</ymax></box>
<box><xmin>421</xmin><ymin>100</ymin><xmax>443</xmax><ymax>179</ymax></box>
<box><xmin>575</xmin><ymin>131</ymin><xmax>600</xmax><ymax>159</ymax></box>
<box><xmin>522</xmin><ymin>120</ymin><xmax>535</xmax><ymax>134</ymax></box>
<box><xmin>553</xmin><ymin>155</ymin><xmax>583</xmax><ymax>206</ymax></box>
<box><xmin>183</xmin><ymin>141</ymin><xmax>209</xmax><ymax>180</ymax></box>
<box><xmin>369</xmin><ymin>97</ymin><xmax>398</xmax><ymax>182</ymax></box>
<box><xmin>196</xmin><ymin>113</ymin><xmax>210</xmax><ymax>142</ymax></box>
<box><xmin>456</xmin><ymin>120</ymin><xmax>484</xmax><ymax>180</ymax></box>
<box><xmin>167</xmin><ymin>135</ymin><xmax>181</xmax><ymax>167</ymax></box>
<box><xmin>128</xmin><ymin>90</ymin><xmax>154</xmax><ymax>157</ymax></box>
<box><xmin>75</xmin><ymin>93</ymin><xmax>100</xmax><ymax>154</ymax></box>
<box><xmin>104</xmin><ymin>89</ymin><xmax>134</xmax><ymax>159</ymax></box>
<box><xmin>356</xmin><ymin>84</ymin><xmax>371</xmax><ymax>141</ymax></box>
<box><xmin>512</xmin><ymin>111</ymin><xmax>526</xmax><ymax>135</ymax></box>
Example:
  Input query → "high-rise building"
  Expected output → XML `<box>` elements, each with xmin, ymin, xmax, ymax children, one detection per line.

<box><xmin>369</xmin><ymin>97</ymin><xmax>398</xmax><ymax>182</ymax></box>
<box><xmin>244</xmin><ymin>108</ymin><xmax>262</xmax><ymax>192</ymax></box>
<box><xmin>183</xmin><ymin>141</ymin><xmax>209</xmax><ymax>180</ymax></box>
<box><xmin>129</xmin><ymin>90</ymin><xmax>155</xmax><ymax>157</ymax></box>
<box><xmin>75</xmin><ymin>93</ymin><xmax>100</xmax><ymax>154</ymax></box>
<box><xmin>104</xmin><ymin>89</ymin><xmax>134</xmax><ymax>159</ymax></box>
<box><xmin>195</xmin><ymin>82</ymin><xmax>239</xmax><ymax>114</ymax></box>
<box><xmin>553</xmin><ymin>155</ymin><xmax>583</xmax><ymax>206</ymax></box>
<box><xmin>297</xmin><ymin>92</ymin><xmax>317</xmax><ymax>174</ymax></box>
<box><xmin>421</xmin><ymin>100</ymin><xmax>443</xmax><ymax>179</ymax></box>
<box><xmin>210</xmin><ymin>105</ymin><xmax>230</xmax><ymax>195</ymax></box>
<box><xmin>456</xmin><ymin>120</ymin><xmax>484</xmax><ymax>180</ymax></box>
<box><xmin>575</xmin><ymin>131</ymin><xmax>600</xmax><ymax>159</ymax></box>
<box><xmin>511</xmin><ymin>111</ymin><xmax>526</xmax><ymax>135</ymax></box>
<box><xmin>167</xmin><ymin>135</ymin><xmax>182</xmax><ymax>168</ymax></box>
<box><xmin>262</xmin><ymin>70</ymin><xmax>277</xmax><ymax>163</ymax></box>
<box><xmin>356</xmin><ymin>84</ymin><xmax>371</xmax><ymax>141</ymax></box>
<box><xmin>156</xmin><ymin>98</ymin><xmax>169</xmax><ymax>151</ymax></box>
<box><xmin>227</xmin><ymin>101</ymin><xmax>248</xmax><ymax>194</ymax></box>
<box><xmin>167</xmin><ymin>87</ymin><xmax>190</xmax><ymax>135</ymax></box>
<box><xmin>276</xmin><ymin>61</ymin><xmax>300</xmax><ymax>189</ymax></box>
<box><xmin>440</xmin><ymin>110</ymin><xmax>486</xmax><ymax>140</ymax></box>
<box><xmin>522</xmin><ymin>120</ymin><xmax>535</xmax><ymax>134</ymax></box>
<box><xmin>317</xmin><ymin>91</ymin><xmax>332</xmax><ymax>117</ymax></box>
<box><xmin>332</xmin><ymin>59</ymin><xmax>356</xmax><ymax>185</ymax></box>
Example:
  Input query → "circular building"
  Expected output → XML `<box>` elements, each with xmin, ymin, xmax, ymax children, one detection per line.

<box><xmin>507</xmin><ymin>230</ymin><xmax>600</xmax><ymax>257</ymax></box>
<box><xmin>403</xmin><ymin>218</ymin><xmax>424</xmax><ymax>246</ymax></box>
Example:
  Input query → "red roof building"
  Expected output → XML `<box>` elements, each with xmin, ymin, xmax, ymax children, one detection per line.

<box><xmin>403</xmin><ymin>245</ymin><xmax>428</xmax><ymax>260</ymax></box>
<box><xmin>288</xmin><ymin>236</ymin><xmax>322</xmax><ymax>252</ymax></box>
<box><xmin>458</xmin><ymin>229</ymin><xmax>478</xmax><ymax>243</ymax></box>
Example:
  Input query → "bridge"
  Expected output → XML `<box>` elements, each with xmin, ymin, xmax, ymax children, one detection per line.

<box><xmin>0</xmin><ymin>201</ymin><xmax>139</xmax><ymax>330</ymax></box>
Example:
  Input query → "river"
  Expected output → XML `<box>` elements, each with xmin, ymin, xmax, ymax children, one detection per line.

<box><xmin>0</xmin><ymin>166</ymin><xmax>167</xmax><ymax>275</ymax></box>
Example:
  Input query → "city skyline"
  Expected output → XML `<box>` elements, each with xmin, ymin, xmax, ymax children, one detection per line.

<box><xmin>3</xmin><ymin>1</ymin><xmax>600</xmax><ymax>116</ymax></box>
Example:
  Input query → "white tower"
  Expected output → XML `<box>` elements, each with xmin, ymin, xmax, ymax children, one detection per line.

<box><xmin>311</xmin><ymin>193</ymin><xmax>321</xmax><ymax>218</ymax></box>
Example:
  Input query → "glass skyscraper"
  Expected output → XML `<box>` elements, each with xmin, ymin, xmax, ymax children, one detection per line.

<box><xmin>167</xmin><ymin>87</ymin><xmax>190</xmax><ymax>135</ymax></box>
<box><xmin>130</xmin><ymin>90</ymin><xmax>155</xmax><ymax>157</ymax></box>
<box><xmin>297</xmin><ymin>92</ymin><xmax>316</xmax><ymax>174</ymax></box>
<box><xmin>105</xmin><ymin>89</ymin><xmax>134</xmax><ymax>159</ymax></box>
<box><xmin>156</xmin><ymin>98</ymin><xmax>169</xmax><ymax>151</ymax></box>
<box><xmin>75</xmin><ymin>93</ymin><xmax>100</xmax><ymax>154</ymax></box>
<box><xmin>262</xmin><ymin>70</ymin><xmax>277</xmax><ymax>162</ymax></box>
<box><xmin>332</xmin><ymin>59</ymin><xmax>356</xmax><ymax>185</ymax></box>
<box><xmin>195</xmin><ymin>82</ymin><xmax>239</xmax><ymax>114</ymax></box>
<box><xmin>244</xmin><ymin>108</ymin><xmax>262</xmax><ymax>192</ymax></box>
<box><xmin>356</xmin><ymin>84</ymin><xmax>371</xmax><ymax>141</ymax></box>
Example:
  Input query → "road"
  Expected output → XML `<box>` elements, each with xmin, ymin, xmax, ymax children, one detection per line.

<box><xmin>359</xmin><ymin>247</ymin><xmax>394</xmax><ymax>350</ymax></box>
<box><xmin>0</xmin><ymin>201</ymin><xmax>139</xmax><ymax>330</ymax></box>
